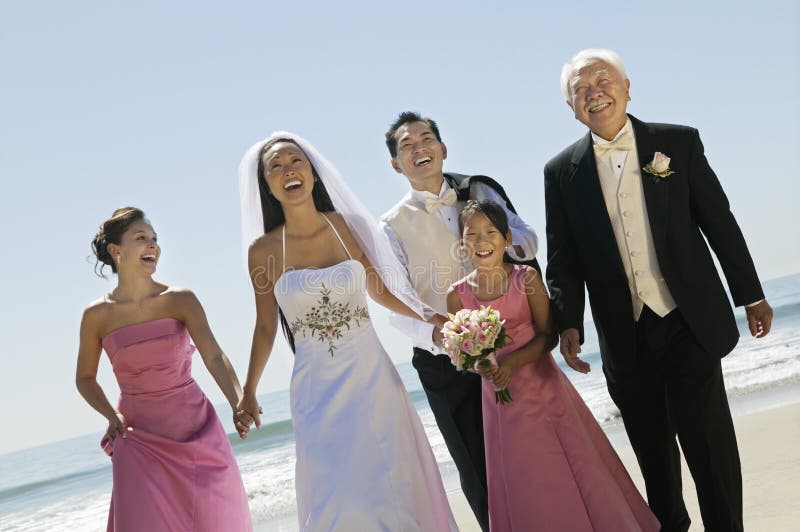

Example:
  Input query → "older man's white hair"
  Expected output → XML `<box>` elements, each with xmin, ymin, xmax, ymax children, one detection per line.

<box><xmin>560</xmin><ymin>49</ymin><xmax>627</xmax><ymax>101</ymax></box>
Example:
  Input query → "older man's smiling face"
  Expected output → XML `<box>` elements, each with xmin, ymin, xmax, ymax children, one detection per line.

<box><xmin>568</xmin><ymin>59</ymin><xmax>630</xmax><ymax>140</ymax></box>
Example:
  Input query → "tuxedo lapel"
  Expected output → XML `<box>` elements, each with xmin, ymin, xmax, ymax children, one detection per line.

<box><xmin>630</xmin><ymin>115</ymin><xmax>670</xmax><ymax>259</ymax></box>
<box><xmin>568</xmin><ymin>134</ymin><xmax>626</xmax><ymax>273</ymax></box>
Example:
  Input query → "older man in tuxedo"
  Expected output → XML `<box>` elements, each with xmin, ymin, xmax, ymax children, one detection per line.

<box><xmin>544</xmin><ymin>49</ymin><xmax>773</xmax><ymax>532</ymax></box>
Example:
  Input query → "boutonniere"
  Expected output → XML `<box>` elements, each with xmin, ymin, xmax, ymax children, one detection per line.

<box><xmin>642</xmin><ymin>152</ymin><xmax>675</xmax><ymax>183</ymax></box>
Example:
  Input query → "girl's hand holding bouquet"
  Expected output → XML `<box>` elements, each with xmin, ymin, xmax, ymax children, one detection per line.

<box><xmin>441</xmin><ymin>305</ymin><xmax>513</xmax><ymax>403</ymax></box>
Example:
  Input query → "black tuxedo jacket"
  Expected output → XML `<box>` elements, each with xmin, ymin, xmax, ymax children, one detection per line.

<box><xmin>444</xmin><ymin>172</ymin><xmax>542</xmax><ymax>274</ymax></box>
<box><xmin>544</xmin><ymin>115</ymin><xmax>763</xmax><ymax>372</ymax></box>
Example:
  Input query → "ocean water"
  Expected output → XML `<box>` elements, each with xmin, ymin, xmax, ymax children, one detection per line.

<box><xmin>2</xmin><ymin>274</ymin><xmax>799</xmax><ymax>531</ymax></box>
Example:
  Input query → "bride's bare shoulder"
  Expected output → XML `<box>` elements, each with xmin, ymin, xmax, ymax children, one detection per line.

<box><xmin>324</xmin><ymin>212</ymin><xmax>364</xmax><ymax>259</ymax></box>
<box><xmin>249</xmin><ymin>227</ymin><xmax>283</xmax><ymax>257</ymax></box>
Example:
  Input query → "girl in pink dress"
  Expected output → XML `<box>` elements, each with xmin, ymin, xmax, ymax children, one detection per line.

<box><xmin>76</xmin><ymin>207</ymin><xmax>252</xmax><ymax>532</ymax></box>
<box><xmin>446</xmin><ymin>200</ymin><xmax>659</xmax><ymax>532</ymax></box>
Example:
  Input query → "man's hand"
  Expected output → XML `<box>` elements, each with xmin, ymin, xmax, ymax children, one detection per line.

<box><xmin>560</xmin><ymin>328</ymin><xmax>590</xmax><ymax>374</ymax></box>
<box><xmin>432</xmin><ymin>328</ymin><xmax>445</xmax><ymax>347</ymax></box>
<box><xmin>430</xmin><ymin>314</ymin><xmax>448</xmax><ymax>347</ymax></box>
<box><xmin>746</xmin><ymin>300</ymin><xmax>773</xmax><ymax>338</ymax></box>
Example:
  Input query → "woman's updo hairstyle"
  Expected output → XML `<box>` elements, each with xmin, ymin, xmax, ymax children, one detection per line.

<box><xmin>91</xmin><ymin>207</ymin><xmax>146</xmax><ymax>277</ymax></box>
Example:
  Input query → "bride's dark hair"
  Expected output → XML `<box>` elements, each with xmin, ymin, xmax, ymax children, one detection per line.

<box><xmin>257</xmin><ymin>138</ymin><xmax>336</xmax><ymax>352</ymax></box>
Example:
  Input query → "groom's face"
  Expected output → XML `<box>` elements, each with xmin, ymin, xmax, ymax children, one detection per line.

<box><xmin>567</xmin><ymin>59</ymin><xmax>630</xmax><ymax>140</ymax></box>
<box><xmin>390</xmin><ymin>121</ymin><xmax>447</xmax><ymax>183</ymax></box>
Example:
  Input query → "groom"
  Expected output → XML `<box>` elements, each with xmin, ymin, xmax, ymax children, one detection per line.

<box><xmin>544</xmin><ymin>49</ymin><xmax>773</xmax><ymax>532</ymax></box>
<box><xmin>380</xmin><ymin>111</ymin><xmax>539</xmax><ymax>531</ymax></box>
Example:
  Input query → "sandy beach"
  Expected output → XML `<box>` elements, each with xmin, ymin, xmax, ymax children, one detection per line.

<box><xmin>255</xmin><ymin>399</ymin><xmax>799</xmax><ymax>531</ymax></box>
<box><xmin>447</xmin><ymin>400</ymin><xmax>800</xmax><ymax>531</ymax></box>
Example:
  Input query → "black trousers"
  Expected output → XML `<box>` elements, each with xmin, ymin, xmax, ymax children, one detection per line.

<box><xmin>605</xmin><ymin>306</ymin><xmax>743</xmax><ymax>532</ymax></box>
<box><xmin>412</xmin><ymin>347</ymin><xmax>489</xmax><ymax>531</ymax></box>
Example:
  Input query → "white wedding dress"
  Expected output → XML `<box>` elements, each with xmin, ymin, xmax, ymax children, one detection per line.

<box><xmin>274</xmin><ymin>215</ymin><xmax>458</xmax><ymax>531</ymax></box>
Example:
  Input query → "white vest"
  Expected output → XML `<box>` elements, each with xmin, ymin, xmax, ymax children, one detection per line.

<box><xmin>383</xmin><ymin>195</ymin><xmax>473</xmax><ymax>313</ymax></box>
<box><xmin>595</xmin><ymin>145</ymin><xmax>677</xmax><ymax>320</ymax></box>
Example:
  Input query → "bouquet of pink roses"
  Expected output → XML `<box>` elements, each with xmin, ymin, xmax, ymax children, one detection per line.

<box><xmin>441</xmin><ymin>305</ymin><xmax>512</xmax><ymax>403</ymax></box>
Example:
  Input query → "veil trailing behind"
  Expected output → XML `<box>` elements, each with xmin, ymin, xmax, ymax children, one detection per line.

<box><xmin>238</xmin><ymin>131</ymin><xmax>433</xmax><ymax>322</ymax></box>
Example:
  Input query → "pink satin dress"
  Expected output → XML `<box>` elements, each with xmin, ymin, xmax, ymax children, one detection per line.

<box><xmin>454</xmin><ymin>265</ymin><xmax>659</xmax><ymax>531</ymax></box>
<box><xmin>100</xmin><ymin>318</ymin><xmax>252</xmax><ymax>532</ymax></box>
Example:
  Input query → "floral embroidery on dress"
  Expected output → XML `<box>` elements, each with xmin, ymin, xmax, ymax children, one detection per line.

<box><xmin>289</xmin><ymin>283</ymin><xmax>370</xmax><ymax>356</ymax></box>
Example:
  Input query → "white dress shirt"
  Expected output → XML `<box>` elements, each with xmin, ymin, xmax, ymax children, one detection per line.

<box><xmin>380</xmin><ymin>179</ymin><xmax>539</xmax><ymax>352</ymax></box>
<box><xmin>592</xmin><ymin>119</ymin><xmax>633</xmax><ymax>181</ymax></box>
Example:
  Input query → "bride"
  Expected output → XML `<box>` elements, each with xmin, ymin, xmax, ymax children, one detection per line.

<box><xmin>236</xmin><ymin>132</ymin><xmax>458</xmax><ymax>531</ymax></box>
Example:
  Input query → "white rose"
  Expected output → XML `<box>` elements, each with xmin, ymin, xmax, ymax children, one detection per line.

<box><xmin>650</xmin><ymin>152</ymin><xmax>671</xmax><ymax>174</ymax></box>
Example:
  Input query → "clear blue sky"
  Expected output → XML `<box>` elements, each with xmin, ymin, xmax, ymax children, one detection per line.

<box><xmin>1</xmin><ymin>1</ymin><xmax>797</xmax><ymax>454</ymax></box>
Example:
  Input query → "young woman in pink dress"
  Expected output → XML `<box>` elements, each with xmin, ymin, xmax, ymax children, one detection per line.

<box><xmin>76</xmin><ymin>207</ymin><xmax>252</xmax><ymax>532</ymax></box>
<box><xmin>446</xmin><ymin>200</ymin><xmax>660</xmax><ymax>532</ymax></box>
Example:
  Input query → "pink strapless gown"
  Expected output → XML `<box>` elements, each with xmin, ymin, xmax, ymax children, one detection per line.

<box><xmin>101</xmin><ymin>318</ymin><xmax>252</xmax><ymax>532</ymax></box>
<box><xmin>454</xmin><ymin>266</ymin><xmax>659</xmax><ymax>532</ymax></box>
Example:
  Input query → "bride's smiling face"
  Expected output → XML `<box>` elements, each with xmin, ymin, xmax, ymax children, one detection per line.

<box><xmin>261</xmin><ymin>141</ymin><xmax>316</xmax><ymax>205</ymax></box>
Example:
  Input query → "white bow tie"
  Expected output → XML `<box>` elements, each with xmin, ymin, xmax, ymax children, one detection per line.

<box><xmin>593</xmin><ymin>132</ymin><xmax>635</xmax><ymax>154</ymax></box>
<box><xmin>424</xmin><ymin>187</ymin><xmax>458</xmax><ymax>214</ymax></box>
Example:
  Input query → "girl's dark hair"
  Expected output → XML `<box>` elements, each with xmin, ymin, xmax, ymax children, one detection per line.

<box><xmin>91</xmin><ymin>207</ymin><xmax>146</xmax><ymax>277</ymax></box>
<box><xmin>257</xmin><ymin>138</ymin><xmax>336</xmax><ymax>352</ymax></box>
<box><xmin>458</xmin><ymin>199</ymin><xmax>510</xmax><ymax>236</ymax></box>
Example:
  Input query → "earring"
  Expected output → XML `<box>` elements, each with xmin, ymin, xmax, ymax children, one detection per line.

<box><xmin>116</xmin><ymin>254</ymin><xmax>121</xmax><ymax>264</ymax></box>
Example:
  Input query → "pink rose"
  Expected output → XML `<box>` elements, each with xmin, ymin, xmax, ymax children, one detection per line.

<box><xmin>462</xmin><ymin>339</ymin><xmax>475</xmax><ymax>354</ymax></box>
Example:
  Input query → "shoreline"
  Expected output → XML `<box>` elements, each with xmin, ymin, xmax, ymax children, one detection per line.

<box><xmin>256</xmin><ymin>385</ymin><xmax>800</xmax><ymax>531</ymax></box>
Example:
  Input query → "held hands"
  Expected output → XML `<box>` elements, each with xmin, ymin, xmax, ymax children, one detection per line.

<box><xmin>235</xmin><ymin>394</ymin><xmax>263</xmax><ymax>440</ymax></box>
<box><xmin>560</xmin><ymin>328</ymin><xmax>590</xmax><ymax>374</ymax></box>
<box><xmin>106</xmin><ymin>411</ymin><xmax>127</xmax><ymax>441</ymax></box>
<box><xmin>745</xmin><ymin>300</ymin><xmax>773</xmax><ymax>338</ymax></box>
<box><xmin>232</xmin><ymin>410</ymin><xmax>251</xmax><ymax>440</ymax></box>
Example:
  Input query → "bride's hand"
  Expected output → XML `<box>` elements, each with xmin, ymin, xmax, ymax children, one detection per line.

<box><xmin>106</xmin><ymin>411</ymin><xmax>127</xmax><ymax>441</ymax></box>
<box><xmin>237</xmin><ymin>394</ymin><xmax>263</xmax><ymax>429</ymax></box>
<box><xmin>233</xmin><ymin>409</ymin><xmax>252</xmax><ymax>439</ymax></box>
